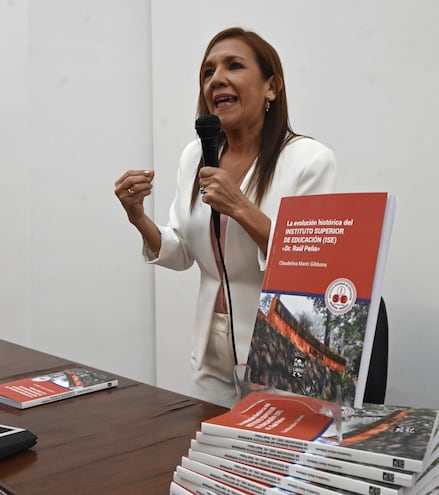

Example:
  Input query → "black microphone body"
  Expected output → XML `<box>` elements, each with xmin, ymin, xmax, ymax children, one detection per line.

<box><xmin>200</xmin><ymin>137</ymin><xmax>219</xmax><ymax>167</ymax></box>
<box><xmin>195</xmin><ymin>115</ymin><xmax>222</xmax><ymax>239</ymax></box>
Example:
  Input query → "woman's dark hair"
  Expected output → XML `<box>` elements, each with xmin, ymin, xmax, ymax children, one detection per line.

<box><xmin>190</xmin><ymin>27</ymin><xmax>297</xmax><ymax>210</ymax></box>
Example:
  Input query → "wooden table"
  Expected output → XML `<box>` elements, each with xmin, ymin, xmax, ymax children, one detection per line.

<box><xmin>0</xmin><ymin>340</ymin><xmax>226</xmax><ymax>494</ymax></box>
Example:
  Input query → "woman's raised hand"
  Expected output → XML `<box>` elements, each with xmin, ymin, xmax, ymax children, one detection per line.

<box><xmin>114</xmin><ymin>170</ymin><xmax>155</xmax><ymax>224</ymax></box>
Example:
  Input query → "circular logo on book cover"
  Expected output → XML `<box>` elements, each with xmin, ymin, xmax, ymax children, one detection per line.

<box><xmin>325</xmin><ymin>278</ymin><xmax>357</xmax><ymax>315</ymax></box>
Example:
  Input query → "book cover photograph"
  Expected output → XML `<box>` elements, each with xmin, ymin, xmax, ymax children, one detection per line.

<box><xmin>201</xmin><ymin>392</ymin><xmax>439</xmax><ymax>474</ymax></box>
<box><xmin>247</xmin><ymin>192</ymin><xmax>396</xmax><ymax>407</ymax></box>
<box><xmin>170</xmin><ymin>392</ymin><xmax>439</xmax><ymax>494</ymax></box>
<box><xmin>0</xmin><ymin>367</ymin><xmax>118</xmax><ymax>409</ymax></box>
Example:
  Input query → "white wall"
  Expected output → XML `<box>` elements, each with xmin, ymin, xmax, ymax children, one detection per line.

<box><xmin>151</xmin><ymin>0</ymin><xmax>439</xmax><ymax>409</ymax></box>
<box><xmin>2</xmin><ymin>0</ymin><xmax>439</xmax><ymax>410</ymax></box>
<box><xmin>0</xmin><ymin>0</ymin><xmax>156</xmax><ymax>384</ymax></box>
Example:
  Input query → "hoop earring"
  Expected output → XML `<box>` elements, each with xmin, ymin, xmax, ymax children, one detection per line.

<box><xmin>265</xmin><ymin>99</ymin><xmax>271</xmax><ymax>112</ymax></box>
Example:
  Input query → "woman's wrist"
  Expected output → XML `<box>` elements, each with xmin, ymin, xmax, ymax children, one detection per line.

<box><xmin>130</xmin><ymin>213</ymin><xmax>162</xmax><ymax>255</ymax></box>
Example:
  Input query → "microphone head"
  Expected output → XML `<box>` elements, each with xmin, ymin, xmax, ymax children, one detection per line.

<box><xmin>195</xmin><ymin>114</ymin><xmax>222</xmax><ymax>139</ymax></box>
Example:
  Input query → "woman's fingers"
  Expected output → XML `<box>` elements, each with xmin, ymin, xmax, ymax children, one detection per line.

<box><xmin>115</xmin><ymin>170</ymin><xmax>154</xmax><ymax>199</ymax></box>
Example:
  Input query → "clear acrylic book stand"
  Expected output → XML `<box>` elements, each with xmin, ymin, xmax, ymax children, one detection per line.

<box><xmin>233</xmin><ymin>363</ymin><xmax>344</xmax><ymax>443</ymax></box>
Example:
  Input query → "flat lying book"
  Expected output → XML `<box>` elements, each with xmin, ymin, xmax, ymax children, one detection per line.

<box><xmin>173</xmin><ymin>467</ymin><xmax>249</xmax><ymax>495</ymax></box>
<box><xmin>0</xmin><ymin>367</ymin><xmax>118</xmax><ymax>409</ymax></box>
<box><xmin>194</xmin><ymin>431</ymin><xmax>416</xmax><ymax>488</ymax></box>
<box><xmin>200</xmin><ymin>392</ymin><xmax>439</xmax><ymax>475</ymax></box>
<box><xmin>189</xmin><ymin>440</ymin><xmax>405</xmax><ymax>495</ymax></box>
<box><xmin>169</xmin><ymin>480</ymin><xmax>195</xmax><ymax>495</ymax></box>
<box><xmin>188</xmin><ymin>447</ymin><xmax>403</xmax><ymax>495</ymax></box>
<box><xmin>0</xmin><ymin>424</ymin><xmax>37</xmax><ymax>460</ymax></box>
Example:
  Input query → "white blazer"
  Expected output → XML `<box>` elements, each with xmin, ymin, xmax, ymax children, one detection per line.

<box><xmin>146</xmin><ymin>137</ymin><xmax>337</xmax><ymax>369</ymax></box>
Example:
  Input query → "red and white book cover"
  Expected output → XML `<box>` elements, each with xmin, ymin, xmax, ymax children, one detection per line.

<box><xmin>246</xmin><ymin>192</ymin><xmax>396</xmax><ymax>407</ymax></box>
<box><xmin>201</xmin><ymin>392</ymin><xmax>439</xmax><ymax>474</ymax></box>
<box><xmin>0</xmin><ymin>367</ymin><xmax>118</xmax><ymax>409</ymax></box>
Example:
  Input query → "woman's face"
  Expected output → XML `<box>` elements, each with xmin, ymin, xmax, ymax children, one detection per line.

<box><xmin>201</xmin><ymin>38</ymin><xmax>274</xmax><ymax>136</ymax></box>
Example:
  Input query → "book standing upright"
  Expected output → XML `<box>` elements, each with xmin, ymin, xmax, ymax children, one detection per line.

<box><xmin>246</xmin><ymin>192</ymin><xmax>396</xmax><ymax>407</ymax></box>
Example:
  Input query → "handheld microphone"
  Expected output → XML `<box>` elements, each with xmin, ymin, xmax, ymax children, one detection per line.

<box><xmin>195</xmin><ymin>115</ymin><xmax>238</xmax><ymax>365</ymax></box>
<box><xmin>195</xmin><ymin>114</ymin><xmax>222</xmax><ymax>239</ymax></box>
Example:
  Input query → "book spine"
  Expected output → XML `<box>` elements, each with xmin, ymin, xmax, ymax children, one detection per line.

<box><xmin>38</xmin><ymin>391</ymin><xmax>77</xmax><ymax>406</ymax></box>
<box><xmin>177</xmin><ymin>463</ymin><xmax>262</xmax><ymax>495</ymax></box>
<box><xmin>170</xmin><ymin>480</ymin><xmax>197</xmax><ymax>495</ymax></box>
<box><xmin>353</xmin><ymin>195</ymin><xmax>396</xmax><ymax>409</ymax></box>
<box><xmin>72</xmin><ymin>380</ymin><xmax>119</xmax><ymax>397</ymax></box>
<box><xmin>180</xmin><ymin>456</ymin><xmax>288</xmax><ymax>495</ymax></box>
<box><xmin>407</xmin><ymin>459</ymin><xmax>439</xmax><ymax>495</ymax></box>
<box><xmin>424</xmin><ymin>414</ymin><xmax>439</xmax><ymax>461</ymax></box>
<box><xmin>201</xmin><ymin>422</ymin><xmax>423</xmax><ymax>473</ymax></box>
<box><xmin>188</xmin><ymin>449</ymin><xmax>352</xmax><ymax>495</ymax></box>
<box><xmin>195</xmin><ymin>433</ymin><xmax>414</xmax><ymax>488</ymax></box>
<box><xmin>190</xmin><ymin>441</ymin><xmax>401</xmax><ymax>495</ymax></box>
<box><xmin>13</xmin><ymin>380</ymin><xmax>119</xmax><ymax>408</ymax></box>
<box><xmin>173</xmin><ymin>471</ymin><xmax>241</xmax><ymax>495</ymax></box>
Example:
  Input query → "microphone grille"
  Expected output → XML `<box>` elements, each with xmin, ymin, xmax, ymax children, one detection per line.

<box><xmin>195</xmin><ymin>114</ymin><xmax>222</xmax><ymax>138</ymax></box>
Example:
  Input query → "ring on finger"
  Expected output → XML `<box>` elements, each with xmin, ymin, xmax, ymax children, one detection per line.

<box><xmin>127</xmin><ymin>188</ymin><xmax>135</xmax><ymax>195</ymax></box>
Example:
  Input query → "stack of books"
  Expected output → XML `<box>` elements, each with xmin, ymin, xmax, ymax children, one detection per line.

<box><xmin>168</xmin><ymin>191</ymin><xmax>434</xmax><ymax>494</ymax></box>
<box><xmin>170</xmin><ymin>392</ymin><xmax>439</xmax><ymax>495</ymax></box>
